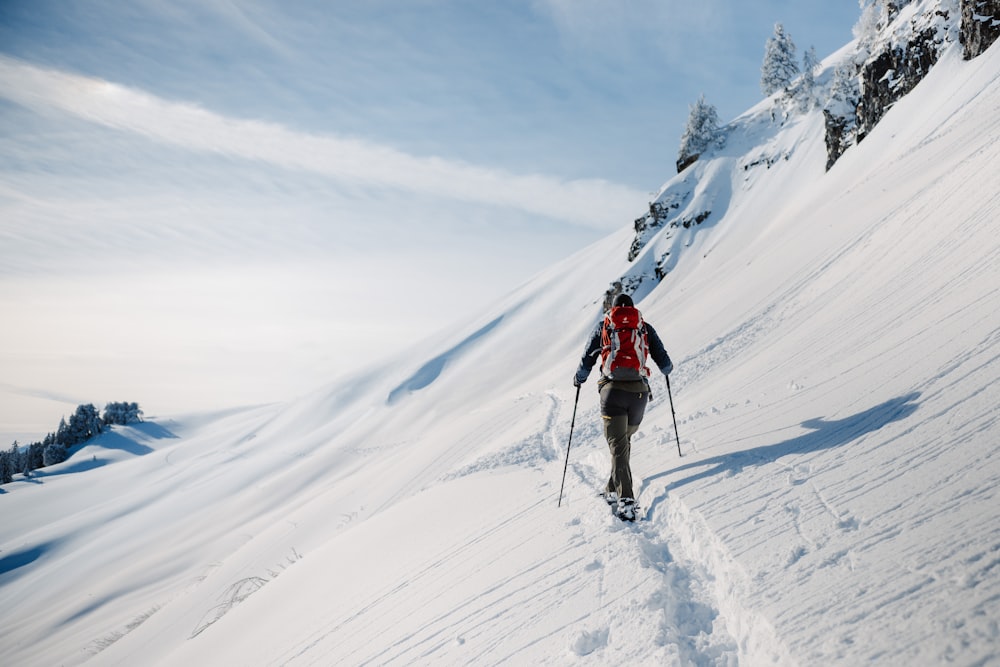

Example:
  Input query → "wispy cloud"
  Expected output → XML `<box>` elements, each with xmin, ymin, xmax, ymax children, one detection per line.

<box><xmin>0</xmin><ymin>56</ymin><xmax>643</xmax><ymax>230</ymax></box>
<box><xmin>537</xmin><ymin>0</ymin><xmax>722</xmax><ymax>58</ymax></box>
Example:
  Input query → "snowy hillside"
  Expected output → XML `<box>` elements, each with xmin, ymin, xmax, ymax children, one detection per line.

<box><xmin>3</xmin><ymin>39</ymin><xmax>1000</xmax><ymax>667</ymax></box>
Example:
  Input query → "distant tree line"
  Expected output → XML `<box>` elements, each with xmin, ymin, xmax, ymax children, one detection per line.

<box><xmin>1</xmin><ymin>402</ymin><xmax>142</xmax><ymax>485</ymax></box>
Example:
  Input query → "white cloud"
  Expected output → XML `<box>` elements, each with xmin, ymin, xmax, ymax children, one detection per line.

<box><xmin>0</xmin><ymin>55</ymin><xmax>643</xmax><ymax>230</ymax></box>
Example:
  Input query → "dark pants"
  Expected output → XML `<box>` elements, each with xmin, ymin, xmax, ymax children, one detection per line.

<box><xmin>599</xmin><ymin>382</ymin><xmax>649</xmax><ymax>500</ymax></box>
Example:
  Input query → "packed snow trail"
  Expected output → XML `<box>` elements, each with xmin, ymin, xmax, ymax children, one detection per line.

<box><xmin>561</xmin><ymin>413</ymin><xmax>792</xmax><ymax>667</ymax></box>
<box><xmin>3</xmin><ymin>28</ymin><xmax>1000</xmax><ymax>667</ymax></box>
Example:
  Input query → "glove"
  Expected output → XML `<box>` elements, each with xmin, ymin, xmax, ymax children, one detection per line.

<box><xmin>573</xmin><ymin>369</ymin><xmax>588</xmax><ymax>387</ymax></box>
<box><xmin>661</xmin><ymin>359</ymin><xmax>674</xmax><ymax>376</ymax></box>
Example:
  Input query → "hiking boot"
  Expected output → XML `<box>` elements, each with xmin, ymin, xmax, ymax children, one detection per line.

<box><xmin>616</xmin><ymin>497</ymin><xmax>637</xmax><ymax>522</ymax></box>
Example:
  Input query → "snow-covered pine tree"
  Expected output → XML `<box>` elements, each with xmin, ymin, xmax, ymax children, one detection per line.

<box><xmin>57</xmin><ymin>404</ymin><xmax>102</xmax><ymax>446</ymax></box>
<box><xmin>854</xmin><ymin>1</ymin><xmax>881</xmax><ymax>48</ymax></box>
<box><xmin>0</xmin><ymin>444</ymin><xmax>17</xmax><ymax>484</ymax></box>
<box><xmin>760</xmin><ymin>23</ymin><xmax>800</xmax><ymax>96</ymax></box>
<box><xmin>55</xmin><ymin>417</ymin><xmax>69</xmax><ymax>446</ymax></box>
<box><xmin>42</xmin><ymin>442</ymin><xmax>67</xmax><ymax>467</ymax></box>
<box><xmin>826</xmin><ymin>62</ymin><xmax>861</xmax><ymax>121</ymax></box>
<box><xmin>795</xmin><ymin>46</ymin><xmax>821</xmax><ymax>111</ymax></box>
<box><xmin>855</xmin><ymin>0</ymin><xmax>917</xmax><ymax>49</ymax></box>
<box><xmin>103</xmin><ymin>401</ymin><xmax>143</xmax><ymax>425</ymax></box>
<box><xmin>676</xmin><ymin>94</ymin><xmax>720</xmax><ymax>172</ymax></box>
<box><xmin>77</xmin><ymin>404</ymin><xmax>103</xmax><ymax>441</ymax></box>
<box><xmin>854</xmin><ymin>0</ymin><xmax>915</xmax><ymax>48</ymax></box>
<box><xmin>24</xmin><ymin>442</ymin><xmax>43</xmax><ymax>476</ymax></box>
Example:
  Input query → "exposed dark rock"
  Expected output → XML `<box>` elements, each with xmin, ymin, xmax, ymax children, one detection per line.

<box><xmin>632</xmin><ymin>0</ymin><xmax>999</xmax><ymax>295</ymax></box>
<box><xmin>654</xmin><ymin>253</ymin><xmax>671</xmax><ymax>280</ymax></box>
<box><xmin>601</xmin><ymin>281</ymin><xmax>623</xmax><ymax>313</ymax></box>
<box><xmin>856</xmin><ymin>24</ymin><xmax>944</xmax><ymax>143</ymax></box>
<box><xmin>680</xmin><ymin>211</ymin><xmax>711</xmax><ymax>229</ymax></box>
<box><xmin>742</xmin><ymin>151</ymin><xmax>791</xmax><ymax>171</ymax></box>
<box><xmin>676</xmin><ymin>153</ymin><xmax>699</xmax><ymax>174</ymax></box>
<box><xmin>961</xmin><ymin>0</ymin><xmax>1000</xmax><ymax>59</ymax></box>
<box><xmin>824</xmin><ymin>109</ymin><xmax>853</xmax><ymax>171</ymax></box>
<box><xmin>628</xmin><ymin>196</ymin><xmax>685</xmax><ymax>261</ymax></box>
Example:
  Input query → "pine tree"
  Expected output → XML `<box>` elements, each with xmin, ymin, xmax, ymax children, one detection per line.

<box><xmin>854</xmin><ymin>0</ymin><xmax>914</xmax><ymax>48</ymax></box>
<box><xmin>825</xmin><ymin>62</ymin><xmax>861</xmax><ymax>119</ymax></box>
<box><xmin>677</xmin><ymin>94</ymin><xmax>720</xmax><ymax>172</ymax></box>
<box><xmin>55</xmin><ymin>417</ymin><xmax>69</xmax><ymax>446</ymax></box>
<box><xmin>125</xmin><ymin>402</ymin><xmax>143</xmax><ymax>424</ymax></box>
<box><xmin>76</xmin><ymin>403</ymin><xmax>103</xmax><ymax>441</ymax></box>
<box><xmin>795</xmin><ymin>46</ymin><xmax>821</xmax><ymax>111</ymax></box>
<box><xmin>103</xmin><ymin>401</ymin><xmax>143</xmax><ymax>425</ymax></box>
<box><xmin>760</xmin><ymin>23</ymin><xmax>800</xmax><ymax>96</ymax></box>
<box><xmin>43</xmin><ymin>442</ymin><xmax>67</xmax><ymax>467</ymax></box>
<box><xmin>854</xmin><ymin>0</ymin><xmax>899</xmax><ymax>47</ymax></box>
<box><xmin>26</xmin><ymin>441</ymin><xmax>45</xmax><ymax>474</ymax></box>
<box><xmin>0</xmin><ymin>444</ymin><xmax>15</xmax><ymax>484</ymax></box>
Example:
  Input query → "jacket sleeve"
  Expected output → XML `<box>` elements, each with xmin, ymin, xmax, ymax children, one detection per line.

<box><xmin>644</xmin><ymin>323</ymin><xmax>673</xmax><ymax>375</ymax></box>
<box><xmin>574</xmin><ymin>322</ymin><xmax>603</xmax><ymax>384</ymax></box>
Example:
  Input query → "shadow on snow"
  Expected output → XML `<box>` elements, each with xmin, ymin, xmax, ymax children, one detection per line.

<box><xmin>644</xmin><ymin>392</ymin><xmax>921</xmax><ymax>520</ymax></box>
<box><xmin>0</xmin><ymin>541</ymin><xmax>56</xmax><ymax>580</ymax></box>
<box><xmin>17</xmin><ymin>421</ymin><xmax>180</xmax><ymax>481</ymax></box>
<box><xmin>387</xmin><ymin>315</ymin><xmax>504</xmax><ymax>405</ymax></box>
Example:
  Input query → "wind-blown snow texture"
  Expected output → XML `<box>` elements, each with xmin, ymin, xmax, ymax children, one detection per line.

<box><xmin>2</xmin><ymin>42</ymin><xmax>999</xmax><ymax>667</ymax></box>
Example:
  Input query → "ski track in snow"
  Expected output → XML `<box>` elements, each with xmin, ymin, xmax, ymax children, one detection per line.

<box><xmin>280</xmin><ymin>497</ymin><xmax>555</xmax><ymax>666</ymax></box>
<box><xmin>269</xmin><ymin>393</ymin><xmax>745</xmax><ymax>667</ymax></box>
<box><xmin>440</xmin><ymin>392</ymin><xmax>562</xmax><ymax>482</ymax></box>
<box><xmin>560</xmin><ymin>430</ymin><xmax>747</xmax><ymax>666</ymax></box>
<box><xmin>4</xmin><ymin>28</ymin><xmax>1000</xmax><ymax>667</ymax></box>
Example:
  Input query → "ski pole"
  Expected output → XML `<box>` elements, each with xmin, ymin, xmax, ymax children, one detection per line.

<box><xmin>666</xmin><ymin>375</ymin><xmax>682</xmax><ymax>457</ymax></box>
<box><xmin>557</xmin><ymin>384</ymin><xmax>581</xmax><ymax>507</ymax></box>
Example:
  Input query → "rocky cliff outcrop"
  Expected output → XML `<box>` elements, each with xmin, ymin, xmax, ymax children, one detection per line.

<box><xmin>961</xmin><ymin>0</ymin><xmax>1000</xmax><ymax>58</ymax></box>
<box><xmin>824</xmin><ymin>110</ymin><xmax>855</xmax><ymax>171</ymax></box>
<box><xmin>627</xmin><ymin>195</ymin><xmax>692</xmax><ymax>262</ymax></box>
<box><xmin>826</xmin><ymin>0</ymin><xmax>999</xmax><ymax>168</ymax></box>
<box><xmin>856</xmin><ymin>21</ymin><xmax>946</xmax><ymax>142</ymax></box>
<box><xmin>829</xmin><ymin>2</ymin><xmax>955</xmax><ymax>156</ymax></box>
<box><xmin>621</xmin><ymin>1</ymin><xmax>998</xmax><ymax>304</ymax></box>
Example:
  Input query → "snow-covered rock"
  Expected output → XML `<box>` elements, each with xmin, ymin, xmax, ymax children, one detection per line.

<box><xmin>1</xmin><ymin>3</ymin><xmax>999</xmax><ymax>666</ymax></box>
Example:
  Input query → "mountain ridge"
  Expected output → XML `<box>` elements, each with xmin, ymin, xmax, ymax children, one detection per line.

<box><xmin>2</xmin><ymin>18</ymin><xmax>999</xmax><ymax>667</ymax></box>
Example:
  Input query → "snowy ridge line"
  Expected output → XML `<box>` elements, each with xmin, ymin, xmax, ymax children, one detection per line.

<box><xmin>660</xmin><ymin>493</ymin><xmax>795</xmax><ymax>666</ymax></box>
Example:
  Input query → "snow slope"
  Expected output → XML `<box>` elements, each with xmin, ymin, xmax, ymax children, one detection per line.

<box><xmin>2</xmin><ymin>41</ymin><xmax>999</xmax><ymax>666</ymax></box>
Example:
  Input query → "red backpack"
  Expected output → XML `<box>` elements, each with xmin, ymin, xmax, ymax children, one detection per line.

<box><xmin>600</xmin><ymin>305</ymin><xmax>651</xmax><ymax>380</ymax></box>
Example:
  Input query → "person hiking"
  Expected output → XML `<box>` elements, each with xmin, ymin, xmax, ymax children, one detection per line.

<box><xmin>573</xmin><ymin>293</ymin><xmax>673</xmax><ymax>521</ymax></box>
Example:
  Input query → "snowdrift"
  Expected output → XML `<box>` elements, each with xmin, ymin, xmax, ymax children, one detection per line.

<box><xmin>2</xmin><ymin>42</ymin><xmax>999</xmax><ymax>666</ymax></box>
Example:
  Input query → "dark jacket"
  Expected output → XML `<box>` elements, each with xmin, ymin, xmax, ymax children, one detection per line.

<box><xmin>575</xmin><ymin>317</ymin><xmax>673</xmax><ymax>387</ymax></box>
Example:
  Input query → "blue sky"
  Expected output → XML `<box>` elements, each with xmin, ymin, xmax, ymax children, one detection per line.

<box><xmin>0</xmin><ymin>1</ymin><xmax>861</xmax><ymax>440</ymax></box>
<box><xmin>1</xmin><ymin>0</ymin><xmax>859</xmax><ymax>188</ymax></box>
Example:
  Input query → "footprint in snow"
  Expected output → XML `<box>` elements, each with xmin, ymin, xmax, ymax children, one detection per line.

<box><xmin>570</xmin><ymin>627</ymin><xmax>609</xmax><ymax>656</ymax></box>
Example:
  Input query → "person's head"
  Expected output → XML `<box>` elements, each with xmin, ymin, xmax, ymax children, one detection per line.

<box><xmin>613</xmin><ymin>294</ymin><xmax>634</xmax><ymax>308</ymax></box>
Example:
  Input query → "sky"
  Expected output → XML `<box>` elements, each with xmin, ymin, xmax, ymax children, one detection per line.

<box><xmin>4</xmin><ymin>31</ymin><xmax>1000</xmax><ymax>663</ymax></box>
<box><xmin>0</xmin><ymin>0</ymin><xmax>861</xmax><ymax>443</ymax></box>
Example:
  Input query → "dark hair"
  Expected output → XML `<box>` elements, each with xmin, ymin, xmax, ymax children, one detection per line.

<box><xmin>612</xmin><ymin>294</ymin><xmax>634</xmax><ymax>308</ymax></box>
